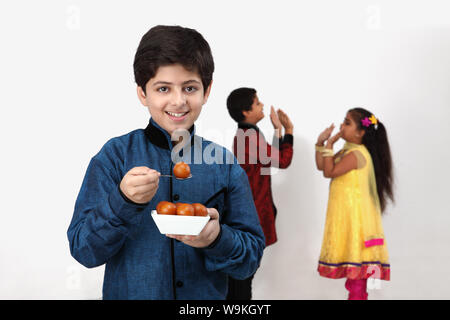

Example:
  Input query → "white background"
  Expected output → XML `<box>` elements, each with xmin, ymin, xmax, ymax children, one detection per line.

<box><xmin>1</xmin><ymin>0</ymin><xmax>449</xmax><ymax>299</ymax></box>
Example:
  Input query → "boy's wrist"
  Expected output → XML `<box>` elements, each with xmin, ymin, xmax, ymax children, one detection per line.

<box><xmin>109</xmin><ymin>186</ymin><xmax>148</xmax><ymax>225</ymax></box>
<box><xmin>274</xmin><ymin>127</ymin><xmax>282</xmax><ymax>138</ymax></box>
<box><xmin>205</xmin><ymin>224</ymin><xmax>222</xmax><ymax>249</ymax></box>
<box><xmin>273</xmin><ymin>125</ymin><xmax>282</xmax><ymax>131</ymax></box>
<box><xmin>119</xmin><ymin>184</ymin><xmax>151</xmax><ymax>206</ymax></box>
<box><xmin>202</xmin><ymin>224</ymin><xmax>234</xmax><ymax>257</ymax></box>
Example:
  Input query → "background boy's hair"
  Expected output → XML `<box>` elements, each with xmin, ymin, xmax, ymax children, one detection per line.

<box><xmin>349</xmin><ymin>107</ymin><xmax>394</xmax><ymax>213</ymax></box>
<box><xmin>133</xmin><ymin>25</ymin><xmax>214</xmax><ymax>94</ymax></box>
<box><xmin>226</xmin><ymin>87</ymin><xmax>257</xmax><ymax>123</ymax></box>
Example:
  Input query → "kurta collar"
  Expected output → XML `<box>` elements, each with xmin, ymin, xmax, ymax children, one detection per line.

<box><xmin>237</xmin><ymin>122</ymin><xmax>260</xmax><ymax>132</ymax></box>
<box><xmin>144</xmin><ymin>118</ymin><xmax>195</xmax><ymax>150</ymax></box>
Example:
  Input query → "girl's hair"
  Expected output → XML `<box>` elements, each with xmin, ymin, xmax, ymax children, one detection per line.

<box><xmin>348</xmin><ymin>108</ymin><xmax>394</xmax><ymax>213</ymax></box>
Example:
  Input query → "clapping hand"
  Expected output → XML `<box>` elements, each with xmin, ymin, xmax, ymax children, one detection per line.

<box><xmin>277</xmin><ymin>109</ymin><xmax>293</xmax><ymax>134</ymax></box>
<box><xmin>270</xmin><ymin>106</ymin><xmax>282</xmax><ymax>130</ymax></box>
<box><xmin>327</xmin><ymin>130</ymin><xmax>342</xmax><ymax>147</ymax></box>
<box><xmin>317</xmin><ymin>124</ymin><xmax>335</xmax><ymax>146</ymax></box>
<box><xmin>270</xmin><ymin>106</ymin><xmax>293</xmax><ymax>136</ymax></box>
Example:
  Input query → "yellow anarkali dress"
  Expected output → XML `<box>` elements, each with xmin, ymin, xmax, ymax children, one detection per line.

<box><xmin>318</xmin><ymin>142</ymin><xmax>390</xmax><ymax>280</ymax></box>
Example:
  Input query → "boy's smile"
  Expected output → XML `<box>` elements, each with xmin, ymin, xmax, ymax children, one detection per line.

<box><xmin>137</xmin><ymin>64</ymin><xmax>212</xmax><ymax>137</ymax></box>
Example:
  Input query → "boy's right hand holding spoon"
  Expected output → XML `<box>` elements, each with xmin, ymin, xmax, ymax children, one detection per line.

<box><xmin>120</xmin><ymin>167</ymin><xmax>160</xmax><ymax>204</ymax></box>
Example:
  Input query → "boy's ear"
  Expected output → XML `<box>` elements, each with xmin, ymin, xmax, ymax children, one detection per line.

<box><xmin>137</xmin><ymin>86</ymin><xmax>148</xmax><ymax>106</ymax></box>
<box><xmin>202</xmin><ymin>81</ymin><xmax>213</xmax><ymax>104</ymax></box>
<box><xmin>241</xmin><ymin>110</ymin><xmax>249</xmax><ymax>121</ymax></box>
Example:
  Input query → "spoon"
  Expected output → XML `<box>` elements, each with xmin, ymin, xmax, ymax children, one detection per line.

<box><xmin>159</xmin><ymin>174</ymin><xmax>192</xmax><ymax>180</ymax></box>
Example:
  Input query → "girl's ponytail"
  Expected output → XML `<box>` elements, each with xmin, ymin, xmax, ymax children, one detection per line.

<box><xmin>349</xmin><ymin>108</ymin><xmax>394</xmax><ymax>213</ymax></box>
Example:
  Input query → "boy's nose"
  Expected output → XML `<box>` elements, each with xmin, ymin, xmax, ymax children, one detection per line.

<box><xmin>171</xmin><ymin>90</ymin><xmax>187</xmax><ymax>106</ymax></box>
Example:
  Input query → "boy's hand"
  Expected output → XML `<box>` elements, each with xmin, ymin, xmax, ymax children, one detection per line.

<box><xmin>270</xmin><ymin>106</ymin><xmax>282</xmax><ymax>138</ymax></box>
<box><xmin>277</xmin><ymin>109</ymin><xmax>293</xmax><ymax>134</ymax></box>
<box><xmin>166</xmin><ymin>208</ymin><xmax>220</xmax><ymax>248</ymax></box>
<box><xmin>120</xmin><ymin>166</ymin><xmax>160</xmax><ymax>204</ymax></box>
<box><xmin>270</xmin><ymin>106</ymin><xmax>282</xmax><ymax>130</ymax></box>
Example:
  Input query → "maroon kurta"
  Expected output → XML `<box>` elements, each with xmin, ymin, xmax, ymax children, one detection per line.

<box><xmin>233</xmin><ymin>123</ymin><xmax>294</xmax><ymax>246</ymax></box>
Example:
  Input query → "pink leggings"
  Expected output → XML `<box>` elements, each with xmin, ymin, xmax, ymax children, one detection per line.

<box><xmin>345</xmin><ymin>279</ymin><xmax>368</xmax><ymax>300</ymax></box>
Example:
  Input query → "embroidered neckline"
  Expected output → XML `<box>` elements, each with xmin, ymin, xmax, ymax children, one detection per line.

<box><xmin>343</xmin><ymin>142</ymin><xmax>362</xmax><ymax>150</ymax></box>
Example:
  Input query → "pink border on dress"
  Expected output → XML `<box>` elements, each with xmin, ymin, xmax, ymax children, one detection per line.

<box><xmin>364</xmin><ymin>238</ymin><xmax>384</xmax><ymax>248</ymax></box>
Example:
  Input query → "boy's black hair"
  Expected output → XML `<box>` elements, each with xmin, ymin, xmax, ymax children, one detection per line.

<box><xmin>133</xmin><ymin>25</ymin><xmax>214</xmax><ymax>94</ymax></box>
<box><xmin>226</xmin><ymin>87</ymin><xmax>257</xmax><ymax>123</ymax></box>
<box><xmin>349</xmin><ymin>108</ymin><xmax>394</xmax><ymax>213</ymax></box>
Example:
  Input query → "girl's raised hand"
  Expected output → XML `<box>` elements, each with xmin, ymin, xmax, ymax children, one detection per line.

<box><xmin>317</xmin><ymin>124</ymin><xmax>335</xmax><ymax>145</ymax></box>
<box><xmin>327</xmin><ymin>130</ymin><xmax>342</xmax><ymax>147</ymax></box>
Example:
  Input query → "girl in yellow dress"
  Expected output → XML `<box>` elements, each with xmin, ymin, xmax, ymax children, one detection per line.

<box><xmin>315</xmin><ymin>108</ymin><xmax>394</xmax><ymax>300</ymax></box>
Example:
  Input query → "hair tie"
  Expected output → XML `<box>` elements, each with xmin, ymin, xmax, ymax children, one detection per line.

<box><xmin>361</xmin><ymin>114</ymin><xmax>378</xmax><ymax>130</ymax></box>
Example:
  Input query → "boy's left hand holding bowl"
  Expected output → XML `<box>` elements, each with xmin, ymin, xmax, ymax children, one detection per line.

<box><xmin>166</xmin><ymin>208</ymin><xmax>220</xmax><ymax>248</ymax></box>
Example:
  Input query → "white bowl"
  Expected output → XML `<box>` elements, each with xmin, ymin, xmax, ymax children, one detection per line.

<box><xmin>151</xmin><ymin>210</ymin><xmax>210</xmax><ymax>236</ymax></box>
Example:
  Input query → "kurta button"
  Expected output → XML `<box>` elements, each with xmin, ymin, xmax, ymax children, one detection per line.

<box><xmin>173</xmin><ymin>194</ymin><xmax>180</xmax><ymax>201</ymax></box>
<box><xmin>176</xmin><ymin>281</ymin><xmax>183</xmax><ymax>287</ymax></box>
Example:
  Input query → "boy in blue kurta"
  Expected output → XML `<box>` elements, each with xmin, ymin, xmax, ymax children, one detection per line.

<box><xmin>67</xmin><ymin>25</ymin><xmax>265</xmax><ymax>300</ymax></box>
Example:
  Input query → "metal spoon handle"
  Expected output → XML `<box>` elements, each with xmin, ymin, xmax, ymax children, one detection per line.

<box><xmin>159</xmin><ymin>174</ymin><xmax>192</xmax><ymax>180</ymax></box>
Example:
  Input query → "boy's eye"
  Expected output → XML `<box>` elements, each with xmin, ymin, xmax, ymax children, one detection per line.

<box><xmin>158</xmin><ymin>87</ymin><xmax>169</xmax><ymax>93</ymax></box>
<box><xmin>185</xmin><ymin>86</ymin><xmax>197</xmax><ymax>93</ymax></box>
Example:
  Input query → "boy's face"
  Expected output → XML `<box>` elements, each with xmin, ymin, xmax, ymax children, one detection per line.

<box><xmin>137</xmin><ymin>64</ymin><xmax>212</xmax><ymax>136</ymax></box>
<box><xmin>243</xmin><ymin>95</ymin><xmax>264</xmax><ymax>124</ymax></box>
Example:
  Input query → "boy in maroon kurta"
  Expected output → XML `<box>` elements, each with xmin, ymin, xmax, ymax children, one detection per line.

<box><xmin>226</xmin><ymin>87</ymin><xmax>294</xmax><ymax>299</ymax></box>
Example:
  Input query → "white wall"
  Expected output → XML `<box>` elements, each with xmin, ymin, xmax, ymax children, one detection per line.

<box><xmin>1</xmin><ymin>0</ymin><xmax>449</xmax><ymax>299</ymax></box>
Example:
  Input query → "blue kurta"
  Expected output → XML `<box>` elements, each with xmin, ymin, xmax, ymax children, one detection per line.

<box><xmin>67</xmin><ymin>118</ymin><xmax>265</xmax><ymax>299</ymax></box>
